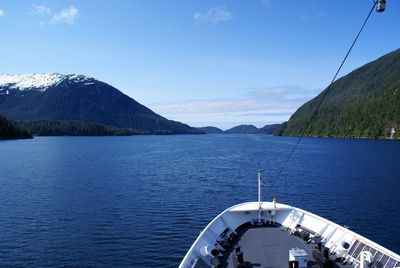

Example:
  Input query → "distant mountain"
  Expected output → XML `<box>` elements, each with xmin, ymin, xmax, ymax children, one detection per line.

<box><xmin>225</xmin><ymin>124</ymin><xmax>259</xmax><ymax>134</ymax></box>
<box><xmin>215</xmin><ymin>124</ymin><xmax>282</xmax><ymax>134</ymax></box>
<box><xmin>256</xmin><ymin>124</ymin><xmax>281</xmax><ymax>134</ymax></box>
<box><xmin>275</xmin><ymin>48</ymin><xmax>400</xmax><ymax>139</ymax></box>
<box><xmin>0</xmin><ymin>73</ymin><xmax>201</xmax><ymax>135</ymax></box>
<box><xmin>197</xmin><ymin>126</ymin><xmax>224</xmax><ymax>134</ymax></box>
<box><xmin>0</xmin><ymin>115</ymin><xmax>32</xmax><ymax>139</ymax></box>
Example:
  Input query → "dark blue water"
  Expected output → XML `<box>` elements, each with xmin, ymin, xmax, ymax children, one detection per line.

<box><xmin>0</xmin><ymin>135</ymin><xmax>399</xmax><ymax>267</ymax></box>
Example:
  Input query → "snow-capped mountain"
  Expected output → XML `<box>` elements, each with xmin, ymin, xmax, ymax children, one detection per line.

<box><xmin>0</xmin><ymin>73</ymin><xmax>94</xmax><ymax>92</ymax></box>
<box><xmin>0</xmin><ymin>73</ymin><xmax>200</xmax><ymax>134</ymax></box>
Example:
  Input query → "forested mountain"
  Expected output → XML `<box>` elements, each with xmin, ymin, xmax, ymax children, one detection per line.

<box><xmin>224</xmin><ymin>124</ymin><xmax>280</xmax><ymax>134</ymax></box>
<box><xmin>257</xmin><ymin>124</ymin><xmax>281</xmax><ymax>134</ymax></box>
<box><xmin>0</xmin><ymin>115</ymin><xmax>32</xmax><ymax>139</ymax></box>
<box><xmin>16</xmin><ymin>120</ymin><xmax>137</xmax><ymax>136</ymax></box>
<box><xmin>275</xmin><ymin>48</ymin><xmax>400</xmax><ymax>139</ymax></box>
<box><xmin>197</xmin><ymin>126</ymin><xmax>224</xmax><ymax>134</ymax></box>
<box><xmin>225</xmin><ymin>124</ymin><xmax>259</xmax><ymax>134</ymax></box>
<box><xmin>0</xmin><ymin>74</ymin><xmax>201</xmax><ymax>135</ymax></box>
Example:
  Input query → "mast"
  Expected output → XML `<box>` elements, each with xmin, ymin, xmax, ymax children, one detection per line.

<box><xmin>258</xmin><ymin>170</ymin><xmax>261</xmax><ymax>203</ymax></box>
<box><xmin>258</xmin><ymin>170</ymin><xmax>262</xmax><ymax>221</ymax></box>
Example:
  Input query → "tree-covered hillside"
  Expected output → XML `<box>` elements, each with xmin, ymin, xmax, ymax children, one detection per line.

<box><xmin>275</xmin><ymin>48</ymin><xmax>400</xmax><ymax>139</ymax></box>
<box><xmin>0</xmin><ymin>115</ymin><xmax>32</xmax><ymax>139</ymax></box>
<box><xmin>17</xmin><ymin>120</ymin><xmax>137</xmax><ymax>136</ymax></box>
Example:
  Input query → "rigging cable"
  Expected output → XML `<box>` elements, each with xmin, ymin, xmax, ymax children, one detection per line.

<box><xmin>267</xmin><ymin>2</ymin><xmax>378</xmax><ymax>198</ymax></box>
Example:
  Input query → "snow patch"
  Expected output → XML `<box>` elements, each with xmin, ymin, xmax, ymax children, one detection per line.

<box><xmin>0</xmin><ymin>73</ymin><xmax>63</xmax><ymax>91</ymax></box>
<box><xmin>0</xmin><ymin>73</ymin><xmax>95</xmax><ymax>92</ymax></box>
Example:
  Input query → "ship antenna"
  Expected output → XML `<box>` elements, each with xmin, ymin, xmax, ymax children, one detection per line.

<box><xmin>269</xmin><ymin>1</ymin><xmax>381</xmax><ymax>197</ymax></box>
<box><xmin>258</xmin><ymin>170</ymin><xmax>262</xmax><ymax>222</ymax></box>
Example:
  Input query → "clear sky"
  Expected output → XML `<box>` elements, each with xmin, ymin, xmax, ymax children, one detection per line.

<box><xmin>0</xmin><ymin>0</ymin><xmax>399</xmax><ymax>129</ymax></box>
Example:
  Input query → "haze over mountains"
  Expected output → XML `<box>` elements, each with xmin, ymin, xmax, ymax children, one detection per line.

<box><xmin>276</xmin><ymin>48</ymin><xmax>400</xmax><ymax>139</ymax></box>
<box><xmin>0</xmin><ymin>74</ymin><xmax>200</xmax><ymax>135</ymax></box>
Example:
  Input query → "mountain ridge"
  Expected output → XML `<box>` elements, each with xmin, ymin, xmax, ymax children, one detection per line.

<box><xmin>225</xmin><ymin>124</ymin><xmax>259</xmax><ymax>134</ymax></box>
<box><xmin>0</xmin><ymin>73</ymin><xmax>201</xmax><ymax>135</ymax></box>
<box><xmin>197</xmin><ymin>124</ymin><xmax>280</xmax><ymax>134</ymax></box>
<box><xmin>197</xmin><ymin>126</ymin><xmax>224</xmax><ymax>134</ymax></box>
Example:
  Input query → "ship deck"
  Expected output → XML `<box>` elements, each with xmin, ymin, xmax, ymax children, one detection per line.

<box><xmin>220</xmin><ymin>223</ymin><xmax>353</xmax><ymax>268</ymax></box>
<box><xmin>184</xmin><ymin>203</ymin><xmax>400</xmax><ymax>268</ymax></box>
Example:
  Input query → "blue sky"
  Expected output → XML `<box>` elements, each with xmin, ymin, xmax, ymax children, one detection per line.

<box><xmin>0</xmin><ymin>0</ymin><xmax>399</xmax><ymax>129</ymax></box>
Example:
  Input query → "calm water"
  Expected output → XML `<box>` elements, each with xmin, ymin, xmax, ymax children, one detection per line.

<box><xmin>0</xmin><ymin>135</ymin><xmax>399</xmax><ymax>267</ymax></box>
